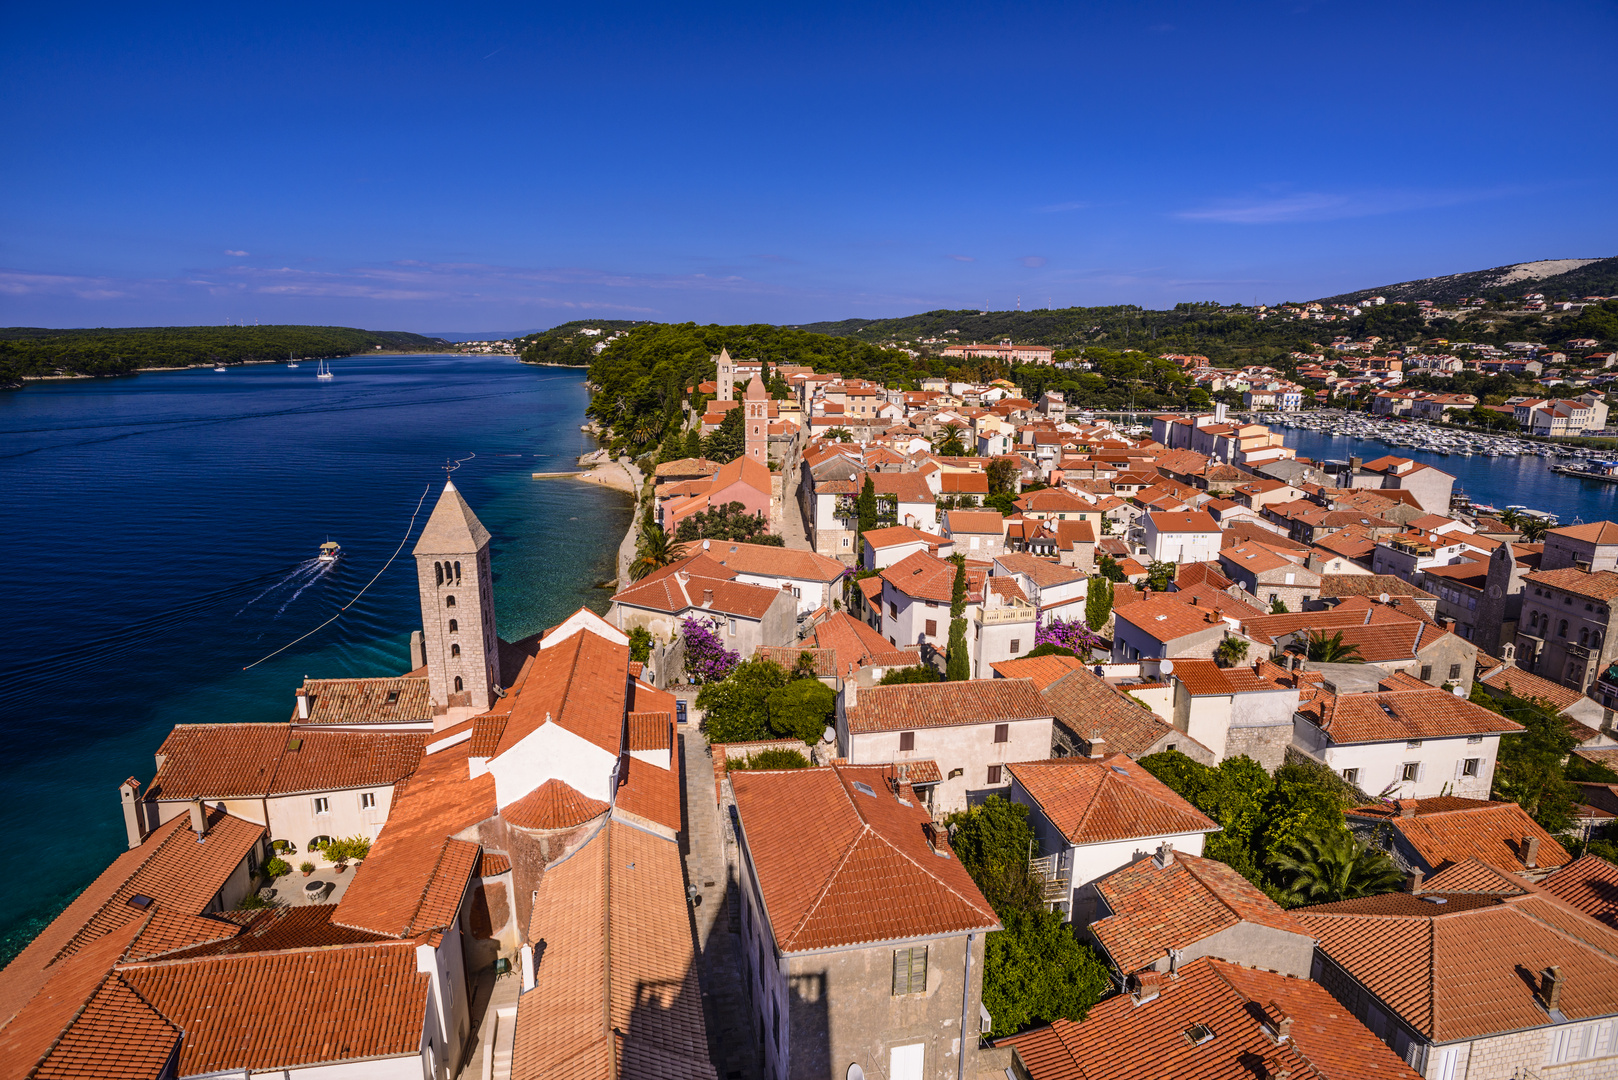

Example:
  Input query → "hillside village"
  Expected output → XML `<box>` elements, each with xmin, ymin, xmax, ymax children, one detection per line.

<box><xmin>9</xmin><ymin>343</ymin><xmax>1618</xmax><ymax>1080</ymax></box>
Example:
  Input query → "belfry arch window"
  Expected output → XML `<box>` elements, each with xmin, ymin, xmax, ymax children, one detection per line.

<box><xmin>454</xmin><ymin>676</ymin><xmax>463</xmax><ymax>692</ymax></box>
<box><xmin>1559</xmin><ymin>620</ymin><xmax>1568</xmax><ymax>638</ymax></box>
<box><xmin>448</xmin><ymin>619</ymin><xmax>458</xmax><ymax>633</ymax></box>
<box><xmin>445</xmin><ymin>595</ymin><xmax>456</xmax><ymax>608</ymax></box>
<box><xmin>451</xmin><ymin>643</ymin><xmax>461</xmax><ymax>657</ymax></box>
<box><xmin>435</xmin><ymin>562</ymin><xmax>444</xmax><ymax>586</ymax></box>
<box><xmin>454</xmin><ymin>561</ymin><xmax>462</xmax><ymax>584</ymax></box>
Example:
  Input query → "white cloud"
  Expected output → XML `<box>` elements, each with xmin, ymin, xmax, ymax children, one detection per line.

<box><xmin>224</xmin><ymin>249</ymin><xmax>249</xmax><ymax>257</ymax></box>
<box><xmin>1176</xmin><ymin>186</ymin><xmax>1518</xmax><ymax>225</ymax></box>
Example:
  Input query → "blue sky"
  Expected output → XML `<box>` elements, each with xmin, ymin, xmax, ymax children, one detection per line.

<box><xmin>3</xmin><ymin>1</ymin><xmax>1615</xmax><ymax>331</ymax></box>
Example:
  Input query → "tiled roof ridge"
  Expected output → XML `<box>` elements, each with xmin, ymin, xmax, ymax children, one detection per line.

<box><xmin>409</xmin><ymin>839</ymin><xmax>479</xmax><ymax>936</ymax></box>
<box><xmin>1506</xmin><ymin>895</ymin><xmax>1618</xmax><ymax>964</ymax></box>
<box><xmin>1201</xmin><ymin>962</ymin><xmax>1329</xmax><ymax>1080</ymax></box>
<box><xmin>46</xmin><ymin>815</ymin><xmax>194</xmax><ymax>969</ymax></box>
<box><xmin>1177</xmin><ymin>856</ymin><xmax>1255</xmax><ymax>928</ymax></box>
<box><xmin>780</xmin><ymin>778</ymin><xmax>871</xmax><ymax>950</ymax></box>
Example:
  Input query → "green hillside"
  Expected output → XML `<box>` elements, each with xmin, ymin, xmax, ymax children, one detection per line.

<box><xmin>0</xmin><ymin>325</ymin><xmax>449</xmax><ymax>386</ymax></box>
<box><xmin>1320</xmin><ymin>257</ymin><xmax>1618</xmax><ymax>306</ymax></box>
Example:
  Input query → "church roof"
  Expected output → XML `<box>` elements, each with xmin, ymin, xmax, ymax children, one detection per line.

<box><xmin>412</xmin><ymin>479</ymin><xmax>491</xmax><ymax>555</ymax></box>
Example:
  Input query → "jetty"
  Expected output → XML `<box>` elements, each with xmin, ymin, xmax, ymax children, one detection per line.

<box><xmin>530</xmin><ymin>470</ymin><xmax>584</xmax><ymax>479</ymax></box>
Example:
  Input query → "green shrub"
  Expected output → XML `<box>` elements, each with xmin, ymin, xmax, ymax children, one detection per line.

<box><xmin>323</xmin><ymin>835</ymin><xmax>372</xmax><ymax>864</ymax></box>
<box><xmin>263</xmin><ymin>857</ymin><xmax>292</xmax><ymax>879</ymax></box>
<box><xmin>728</xmin><ymin>748</ymin><xmax>811</xmax><ymax>770</ymax></box>
<box><xmin>299</xmin><ymin>861</ymin><xmax>316</xmax><ymax>873</ymax></box>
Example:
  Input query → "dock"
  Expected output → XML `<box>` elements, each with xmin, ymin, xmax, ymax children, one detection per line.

<box><xmin>531</xmin><ymin>471</ymin><xmax>584</xmax><ymax>479</ymax></box>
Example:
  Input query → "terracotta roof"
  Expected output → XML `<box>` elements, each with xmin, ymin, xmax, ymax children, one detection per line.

<box><xmin>480</xmin><ymin>853</ymin><xmax>512</xmax><ymax>877</ymax></box>
<box><xmin>627</xmin><ymin>711</ymin><xmax>673</xmax><ymax>752</ymax></box>
<box><xmin>1091</xmin><ymin>852</ymin><xmax>1312</xmax><ymax>974</ymax></box>
<box><xmin>293</xmin><ymin>676</ymin><xmax>431</xmax><ymax>725</ymax></box>
<box><xmin>1299</xmin><ymin>887</ymin><xmax>1618</xmax><ymax>1042</ymax></box>
<box><xmin>0</xmin><ymin>808</ymin><xmax>264</xmax><ymax>1025</ymax></box>
<box><xmin>1171</xmin><ymin>658</ymin><xmax>1293</xmax><ymax>697</ymax></box>
<box><xmin>943</xmin><ymin>509</ymin><xmax>1005</xmax><ymax>535</ymax></box>
<box><xmin>120</xmin><ymin>941</ymin><xmax>431</xmax><ymax>1074</ymax></box>
<box><xmin>504</xmin><ymin>778</ymin><xmax>610</xmax><ymax>831</ymax></box>
<box><xmin>1016</xmin><ymin>489</ymin><xmax>1094</xmax><ymax>514</ymax></box>
<box><xmin>879</xmin><ymin>549</ymin><xmax>979</xmax><ymax>605</ymax></box>
<box><xmin>1549</xmin><ymin>521</ymin><xmax>1618</xmax><ymax>544</ymax></box>
<box><xmin>1481</xmin><ymin>664</ymin><xmax>1586</xmax><ymax>711</ymax></box>
<box><xmin>698</xmin><ymin>538</ymin><xmax>847</xmax><ymax>582</ymax></box>
<box><xmin>866</xmin><ymin>470</ymin><xmax>935</xmax><ymax>504</ymax></box>
<box><xmin>1147</xmin><ymin>510</ymin><xmax>1220</xmax><ymax>534</ymax></box>
<box><xmin>991</xmin><ymin>653</ymin><xmax>1090</xmax><ymax>691</ymax></box>
<box><xmin>1000</xmin><ymin>956</ymin><xmax>1421</xmax><ymax>1080</ymax></box>
<box><xmin>1540</xmin><ymin>855</ymin><xmax>1618</xmax><ymax>929</ymax></box>
<box><xmin>992</xmin><ymin>552</ymin><xmax>1086</xmax><ymax>588</ymax></box>
<box><xmin>846</xmin><ymin>679</ymin><xmax>1050</xmax><ymax>734</ymax></box>
<box><xmin>805</xmin><ymin>610</ymin><xmax>900</xmax><ymax>677</ymax></box>
<box><xmin>613</xmin><ymin>568</ymin><xmax>786</xmax><ymax>620</ymax></box>
<box><xmin>157</xmin><ymin>905</ymin><xmax>388</xmax><ymax>961</ymax></box>
<box><xmin>1348</xmin><ymin>799</ymin><xmax>1571</xmax><ymax>874</ymax></box>
<box><xmin>1317</xmin><ymin>574</ymin><xmax>1435</xmax><ymax>601</ymax></box>
<box><xmin>1311</xmin><ymin>688</ymin><xmax>1523</xmax><ymax>745</ymax></box>
<box><xmin>497</xmin><ymin>629</ymin><xmax>628</xmax><ymax>757</ymax></box>
<box><xmin>1007</xmin><ymin>756</ymin><xmax>1218</xmax><ymax>846</ymax></box>
<box><xmin>614</xmin><ymin>751</ymin><xmax>683</xmax><ymax>834</ymax></box>
<box><xmin>333</xmin><ymin>736</ymin><xmax>494</xmax><ymax>938</ymax></box>
<box><xmin>1525</xmin><ymin>567</ymin><xmax>1618</xmax><ymax>602</ymax></box>
<box><xmin>151</xmin><ymin>725</ymin><xmax>427</xmax><ymax>799</ymax></box>
<box><xmin>653</xmin><ymin>457</ymin><xmax>721</xmax><ymax>478</ymax></box>
<box><xmin>512</xmin><ymin>820</ymin><xmax>716</xmax><ymax>1079</ymax></box>
<box><xmin>1113</xmin><ymin>594</ymin><xmax>1233</xmax><ymax>645</ymax></box>
<box><xmin>730</xmin><ymin>764</ymin><xmax>999</xmax><ymax>953</ymax></box>
<box><xmin>860</xmin><ymin>524</ymin><xmax>945</xmax><ymax>550</ymax></box>
<box><xmin>1042</xmin><ymin>669</ymin><xmax>1192</xmax><ymax>757</ymax></box>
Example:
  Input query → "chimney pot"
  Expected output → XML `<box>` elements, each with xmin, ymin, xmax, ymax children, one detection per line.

<box><xmin>1398</xmin><ymin>799</ymin><xmax>1418</xmax><ymax>818</ymax></box>
<box><xmin>1542</xmin><ymin>965</ymin><xmax>1563</xmax><ymax>1011</ymax></box>
<box><xmin>1524</xmin><ymin>835</ymin><xmax>1542</xmax><ymax>868</ymax></box>
<box><xmin>1153</xmin><ymin>841</ymin><xmax>1175</xmax><ymax>869</ymax></box>
<box><xmin>188</xmin><ymin>798</ymin><xmax>208</xmax><ymax>841</ymax></box>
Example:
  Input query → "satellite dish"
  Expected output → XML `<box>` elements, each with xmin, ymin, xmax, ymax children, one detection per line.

<box><xmin>1161</xmin><ymin>659</ymin><xmax>1175</xmax><ymax>675</ymax></box>
<box><xmin>1452</xmin><ymin>684</ymin><xmax>1467</xmax><ymax>698</ymax></box>
<box><xmin>1379</xmin><ymin>592</ymin><xmax>1390</xmax><ymax>604</ymax></box>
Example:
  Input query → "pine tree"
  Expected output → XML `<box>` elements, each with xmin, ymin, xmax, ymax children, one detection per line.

<box><xmin>946</xmin><ymin>555</ymin><xmax>970</xmax><ymax>681</ymax></box>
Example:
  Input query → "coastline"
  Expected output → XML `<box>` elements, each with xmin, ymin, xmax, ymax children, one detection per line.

<box><xmin>576</xmin><ymin>461</ymin><xmax>637</xmax><ymax>494</ymax></box>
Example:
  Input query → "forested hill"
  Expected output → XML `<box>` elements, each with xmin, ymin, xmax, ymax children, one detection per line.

<box><xmin>1320</xmin><ymin>257</ymin><xmax>1618</xmax><ymax>306</ymax></box>
<box><xmin>0</xmin><ymin>325</ymin><xmax>449</xmax><ymax>385</ymax></box>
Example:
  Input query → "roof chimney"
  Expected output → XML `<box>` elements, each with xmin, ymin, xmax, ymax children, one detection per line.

<box><xmin>1404</xmin><ymin>868</ymin><xmax>1424</xmax><ymax>894</ymax></box>
<box><xmin>120</xmin><ymin>777</ymin><xmax>146</xmax><ymax>850</ymax></box>
<box><xmin>1089</xmin><ymin>729</ymin><xmax>1106</xmax><ymax>759</ymax></box>
<box><xmin>1398</xmin><ymin>799</ymin><xmax>1418</xmax><ymax>818</ymax></box>
<box><xmin>1265</xmin><ymin>1001</ymin><xmax>1293</xmax><ymax>1043</ymax></box>
<box><xmin>1129</xmin><ymin>971</ymin><xmax>1162</xmax><ymax>1006</ymax></box>
<box><xmin>1542</xmin><ymin>966</ymin><xmax>1564</xmax><ymax>1012</ymax></box>
<box><xmin>702</xmin><ymin>588</ymin><xmax>714</xmax><ymax>605</ymax></box>
<box><xmin>188</xmin><ymin>798</ymin><xmax>208</xmax><ymax>841</ymax></box>
<box><xmin>1152</xmin><ymin>841</ymin><xmax>1175</xmax><ymax>869</ymax></box>
<box><xmin>295</xmin><ymin>687</ymin><xmax>311</xmax><ymax>721</ymax></box>
<box><xmin>1524</xmin><ymin>835</ymin><xmax>1542</xmax><ymax>869</ymax></box>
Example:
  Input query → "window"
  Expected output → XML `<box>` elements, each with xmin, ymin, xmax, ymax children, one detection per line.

<box><xmin>772</xmin><ymin>1000</ymin><xmax>780</xmax><ymax>1048</ymax></box>
<box><xmin>1581</xmin><ymin>628</ymin><xmax>1591</xmax><ymax>646</ymax></box>
<box><xmin>924</xmin><ymin>619</ymin><xmax>937</xmax><ymax>637</ymax></box>
<box><xmin>448</xmin><ymin>619</ymin><xmax>458</xmax><ymax>633</ymax></box>
<box><xmin>434</xmin><ymin>562</ymin><xmax>444</xmax><ymax>586</ymax></box>
<box><xmin>445</xmin><ymin>595</ymin><xmax>456</xmax><ymax>608</ymax></box>
<box><xmin>1406</xmin><ymin>740</ymin><xmax>1423</xmax><ymax>749</ymax></box>
<box><xmin>1560</xmin><ymin>620</ymin><xmax>1569</xmax><ymax>637</ymax></box>
<box><xmin>1009</xmin><ymin>639</ymin><xmax>1020</xmax><ymax>654</ymax></box>
<box><xmin>1401</xmin><ymin>762</ymin><xmax>1420</xmax><ymax>782</ymax></box>
<box><xmin>994</xmin><ymin>723</ymin><xmax>1009</xmax><ymax>744</ymax></box>
<box><xmin>1462</xmin><ymin>758</ymin><xmax>1480</xmax><ymax>778</ymax></box>
<box><xmin>899</xmin><ymin>731</ymin><xmax>915</xmax><ymax>752</ymax></box>
<box><xmin>1420</xmin><ymin>665</ymin><xmax>1433</xmax><ymax>682</ymax></box>
<box><xmin>313</xmin><ymin>797</ymin><xmax>330</xmax><ymax>815</ymax></box>
<box><xmin>453</xmin><ymin>561</ymin><xmax>461</xmax><ymax>584</ymax></box>
<box><xmin>1467</xmin><ymin>735</ymin><xmax>1483</xmax><ymax>744</ymax></box>
<box><xmin>454</xmin><ymin>676</ymin><xmax>463</xmax><ymax>692</ymax></box>
<box><xmin>1449</xmin><ymin>664</ymin><xmax>1461</xmax><ymax>681</ymax></box>
<box><xmin>360</xmin><ymin>792</ymin><xmax>376</xmax><ymax>810</ymax></box>
<box><xmin>948</xmin><ymin>768</ymin><xmax>963</xmax><ymax>780</ymax></box>
<box><xmin>450</xmin><ymin>643</ymin><xmax>460</xmax><ymax>657</ymax></box>
<box><xmin>1342</xmin><ymin>768</ymin><xmax>1359</xmax><ymax>784</ymax></box>
<box><xmin>1546</xmin><ymin>1020</ymin><xmax>1615</xmax><ymax>1065</ymax></box>
<box><xmin>841</xmin><ymin>538</ymin><xmax>849</xmax><ymax>548</ymax></box>
<box><xmin>728</xmin><ymin>619</ymin><xmax>738</xmax><ymax>636</ymax></box>
<box><xmin>890</xmin><ymin>602</ymin><xmax>899</xmax><ymax>618</ymax></box>
<box><xmin>987</xmin><ymin>764</ymin><xmax>1003</xmax><ymax>784</ymax></box>
<box><xmin>892</xmin><ymin>946</ymin><xmax>928</xmax><ymax>995</ymax></box>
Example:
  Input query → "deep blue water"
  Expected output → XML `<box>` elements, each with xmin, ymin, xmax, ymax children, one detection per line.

<box><xmin>0</xmin><ymin>355</ymin><xmax>629</xmax><ymax>960</ymax></box>
<box><xmin>1279</xmin><ymin>428</ymin><xmax>1618</xmax><ymax>524</ymax></box>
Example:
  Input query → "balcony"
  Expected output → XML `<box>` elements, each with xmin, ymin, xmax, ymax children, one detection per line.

<box><xmin>978</xmin><ymin>602</ymin><xmax>1036</xmax><ymax>626</ymax></box>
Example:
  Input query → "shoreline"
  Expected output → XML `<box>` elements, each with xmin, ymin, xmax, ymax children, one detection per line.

<box><xmin>10</xmin><ymin>351</ymin><xmax>554</xmax><ymax>387</ymax></box>
<box><xmin>575</xmin><ymin>460</ymin><xmax>637</xmax><ymax>494</ymax></box>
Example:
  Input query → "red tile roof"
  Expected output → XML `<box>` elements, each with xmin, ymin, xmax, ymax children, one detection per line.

<box><xmin>1000</xmin><ymin>956</ymin><xmax>1421</xmax><ymax>1080</ymax></box>
<box><xmin>149</xmin><ymin>723</ymin><xmax>427</xmax><ymax>800</ymax></box>
<box><xmin>1007</xmin><ymin>755</ymin><xmax>1217</xmax><ymax>846</ymax></box>
<box><xmin>1347</xmin><ymin>799</ymin><xmax>1571</xmax><ymax>874</ymax></box>
<box><xmin>1091</xmin><ymin>851</ymin><xmax>1311</xmax><ymax>974</ymax></box>
<box><xmin>879</xmin><ymin>549</ymin><xmax>983</xmax><ymax>604</ymax></box>
<box><xmin>614</xmin><ymin>751</ymin><xmax>683</xmax><ymax>834</ymax></box>
<box><xmin>1299</xmin><ymin>887</ymin><xmax>1618</xmax><ymax>1043</ymax></box>
<box><xmin>503</xmin><ymin>778</ymin><xmax>610</xmax><ymax>831</ymax></box>
<box><xmin>1147</xmin><ymin>510</ymin><xmax>1220</xmax><ymax>534</ymax></box>
<box><xmin>1113</xmin><ymin>594</ymin><xmax>1233</xmax><ymax>644</ymax></box>
<box><xmin>731</xmin><ymin>764</ymin><xmax>999</xmax><ymax>953</ymax></box>
<box><xmin>293</xmin><ymin>676</ymin><xmax>431</xmax><ymax>725</ymax></box>
<box><xmin>696</xmin><ymin>538</ymin><xmax>847</xmax><ymax>582</ymax></box>
<box><xmin>1540</xmin><ymin>855</ymin><xmax>1618</xmax><ymax>929</ymax></box>
<box><xmin>497</xmin><ymin>629</ymin><xmax>628</xmax><ymax>757</ymax></box>
<box><xmin>1525</xmin><ymin>567</ymin><xmax>1618</xmax><ymax>602</ymax></box>
<box><xmin>1480</xmin><ymin>663</ymin><xmax>1586</xmax><ymax>711</ymax></box>
<box><xmin>846</xmin><ymin>678</ymin><xmax>1050</xmax><ymax>734</ymax></box>
<box><xmin>1310</xmin><ymin>688</ymin><xmax>1523</xmax><ymax>745</ymax></box>
<box><xmin>991</xmin><ymin>653</ymin><xmax>1090</xmax><ymax>691</ymax></box>
<box><xmin>512</xmin><ymin>820</ymin><xmax>716</xmax><ymax>1079</ymax></box>
<box><xmin>612</xmin><ymin>567</ymin><xmax>786</xmax><ymax>620</ymax></box>
<box><xmin>1043</xmin><ymin>669</ymin><xmax>1193</xmax><ymax>757</ymax></box>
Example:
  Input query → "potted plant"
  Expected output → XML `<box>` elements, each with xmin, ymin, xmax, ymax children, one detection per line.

<box><xmin>300</xmin><ymin>861</ymin><xmax>316</xmax><ymax>877</ymax></box>
<box><xmin>263</xmin><ymin>857</ymin><xmax>292</xmax><ymax>880</ymax></box>
<box><xmin>326</xmin><ymin>837</ymin><xmax>352</xmax><ymax>873</ymax></box>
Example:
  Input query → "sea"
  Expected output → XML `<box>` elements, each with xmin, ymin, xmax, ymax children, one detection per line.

<box><xmin>1278</xmin><ymin>428</ymin><xmax>1618</xmax><ymax>525</ymax></box>
<box><xmin>0</xmin><ymin>355</ymin><xmax>630</xmax><ymax>962</ymax></box>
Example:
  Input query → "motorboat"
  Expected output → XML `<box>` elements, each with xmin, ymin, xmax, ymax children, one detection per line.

<box><xmin>317</xmin><ymin>541</ymin><xmax>341</xmax><ymax>563</ymax></box>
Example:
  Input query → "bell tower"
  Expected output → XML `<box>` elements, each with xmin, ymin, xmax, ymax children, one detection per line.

<box><xmin>744</xmin><ymin>374</ymin><xmax>768</xmax><ymax>465</ymax></box>
<box><xmin>716</xmin><ymin>347</ymin><xmax>735</xmax><ymax>402</ymax></box>
<box><xmin>413</xmin><ymin>479</ymin><xmax>500</xmax><ymax>713</ymax></box>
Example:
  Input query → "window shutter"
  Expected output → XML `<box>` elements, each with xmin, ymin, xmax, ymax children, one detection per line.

<box><xmin>1455</xmin><ymin>759</ymin><xmax>1465</xmax><ymax>780</ymax></box>
<box><xmin>1416</xmin><ymin>763</ymin><xmax>1426</xmax><ymax>782</ymax></box>
<box><xmin>892</xmin><ymin>946</ymin><xmax>928</xmax><ymax>995</ymax></box>
<box><xmin>900</xmin><ymin>731</ymin><xmax>915</xmax><ymax>752</ymax></box>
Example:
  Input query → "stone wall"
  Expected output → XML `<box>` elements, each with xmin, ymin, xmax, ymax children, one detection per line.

<box><xmin>1224</xmin><ymin>722</ymin><xmax>1293</xmax><ymax>772</ymax></box>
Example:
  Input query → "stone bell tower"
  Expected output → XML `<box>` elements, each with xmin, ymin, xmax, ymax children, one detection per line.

<box><xmin>744</xmin><ymin>374</ymin><xmax>768</xmax><ymax>465</ymax></box>
<box><xmin>716</xmin><ymin>347</ymin><xmax>735</xmax><ymax>402</ymax></box>
<box><xmin>413</xmin><ymin>479</ymin><xmax>500</xmax><ymax>713</ymax></box>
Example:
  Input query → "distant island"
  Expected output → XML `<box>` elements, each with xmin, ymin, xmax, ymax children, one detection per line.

<box><xmin>0</xmin><ymin>325</ymin><xmax>451</xmax><ymax>387</ymax></box>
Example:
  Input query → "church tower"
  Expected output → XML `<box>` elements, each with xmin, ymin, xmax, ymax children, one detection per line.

<box><xmin>413</xmin><ymin>479</ymin><xmax>500</xmax><ymax>712</ymax></box>
<box><xmin>716</xmin><ymin>347</ymin><xmax>735</xmax><ymax>402</ymax></box>
<box><xmin>1475</xmin><ymin>541</ymin><xmax>1519</xmax><ymax>661</ymax></box>
<box><xmin>744</xmin><ymin>374</ymin><xmax>768</xmax><ymax>466</ymax></box>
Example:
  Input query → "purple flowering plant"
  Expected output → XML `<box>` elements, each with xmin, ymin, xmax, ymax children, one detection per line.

<box><xmin>1034</xmin><ymin>616</ymin><xmax>1102</xmax><ymax>657</ymax></box>
<box><xmin>681</xmin><ymin>615</ymin><xmax>740</xmax><ymax>682</ymax></box>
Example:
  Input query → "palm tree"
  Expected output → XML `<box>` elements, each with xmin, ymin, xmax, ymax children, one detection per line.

<box><xmin>825</xmin><ymin>427</ymin><xmax>853</xmax><ymax>442</ymax></box>
<box><xmin>1271</xmin><ymin>825</ymin><xmax>1404</xmax><ymax>905</ymax></box>
<box><xmin>1306</xmin><ymin>630</ymin><xmax>1363</xmax><ymax>663</ymax></box>
<box><xmin>933</xmin><ymin>424</ymin><xmax>967</xmax><ymax>456</ymax></box>
<box><xmin>629</xmin><ymin>526</ymin><xmax>681</xmax><ymax>581</ymax></box>
<box><xmin>1214</xmin><ymin>636</ymin><xmax>1249</xmax><ymax>668</ymax></box>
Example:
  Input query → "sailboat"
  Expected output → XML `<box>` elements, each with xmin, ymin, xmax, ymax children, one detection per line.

<box><xmin>287</xmin><ymin>349</ymin><xmax>299</xmax><ymax>369</ymax></box>
<box><xmin>316</xmin><ymin>359</ymin><xmax>333</xmax><ymax>380</ymax></box>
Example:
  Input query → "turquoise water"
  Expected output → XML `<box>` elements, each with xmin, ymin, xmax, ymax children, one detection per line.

<box><xmin>0</xmin><ymin>355</ymin><xmax>630</xmax><ymax>962</ymax></box>
<box><xmin>1279</xmin><ymin>428</ymin><xmax>1617</xmax><ymax>524</ymax></box>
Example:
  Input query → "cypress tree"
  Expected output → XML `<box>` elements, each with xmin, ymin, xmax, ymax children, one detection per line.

<box><xmin>1085</xmin><ymin>575</ymin><xmax>1113</xmax><ymax>632</ymax></box>
<box><xmin>946</xmin><ymin>554</ymin><xmax>970</xmax><ymax>681</ymax></box>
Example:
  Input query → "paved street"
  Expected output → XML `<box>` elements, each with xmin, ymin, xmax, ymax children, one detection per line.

<box><xmin>680</xmin><ymin>727</ymin><xmax>763</xmax><ymax>1079</ymax></box>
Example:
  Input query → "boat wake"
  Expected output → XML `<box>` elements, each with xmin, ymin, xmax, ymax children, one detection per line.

<box><xmin>233</xmin><ymin>559</ymin><xmax>332</xmax><ymax>618</ymax></box>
